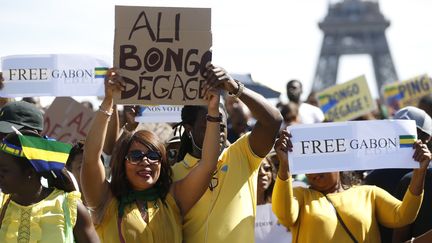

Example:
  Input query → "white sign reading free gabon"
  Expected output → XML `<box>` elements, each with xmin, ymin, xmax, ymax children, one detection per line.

<box><xmin>288</xmin><ymin>120</ymin><xmax>418</xmax><ymax>174</ymax></box>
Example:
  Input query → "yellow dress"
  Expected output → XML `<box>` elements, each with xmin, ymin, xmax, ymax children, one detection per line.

<box><xmin>95</xmin><ymin>193</ymin><xmax>182</xmax><ymax>243</ymax></box>
<box><xmin>0</xmin><ymin>188</ymin><xmax>80</xmax><ymax>243</ymax></box>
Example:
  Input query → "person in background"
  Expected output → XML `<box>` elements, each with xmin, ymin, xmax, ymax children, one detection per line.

<box><xmin>392</xmin><ymin>107</ymin><xmax>432</xmax><ymax>243</ymax></box>
<box><xmin>0</xmin><ymin>101</ymin><xmax>44</xmax><ymax>140</ymax></box>
<box><xmin>286</xmin><ymin>79</ymin><xmax>324</xmax><ymax>124</ymax></box>
<box><xmin>418</xmin><ymin>94</ymin><xmax>432</xmax><ymax>121</ymax></box>
<box><xmin>255</xmin><ymin>152</ymin><xmax>292</xmax><ymax>243</ymax></box>
<box><xmin>272</xmin><ymin>127</ymin><xmax>431</xmax><ymax>243</ymax></box>
<box><xmin>0</xmin><ymin>130</ymin><xmax>99</xmax><ymax>242</ymax></box>
<box><xmin>227</xmin><ymin>104</ymin><xmax>252</xmax><ymax>143</ymax></box>
<box><xmin>278</xmin><ymin>102</ymin><xmax>300</xmax><ymax>131</ymax></box>
<box><xmin>172</xmin><ymin>65</ymin><xmax>282</xmax><ymax>243</ymax></box>
<box><xmin>81</xmin><ymin>68</ymin><xmax>221</xmax><ymax>243</ymax></box>
<box><xmin>0</xmin><ymin>72</ymin><xmax>4</xmax><ymax>90</ymax></box>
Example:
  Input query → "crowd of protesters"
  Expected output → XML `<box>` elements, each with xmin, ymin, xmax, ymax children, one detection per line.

<box><xmin>0</xmin><ymin>68</ymin><xmax>431</xmax><ymax>243</ymax></box>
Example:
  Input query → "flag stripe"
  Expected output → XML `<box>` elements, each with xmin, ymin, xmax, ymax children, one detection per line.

<box><xmin>21</xmin><ymin>146</ymin><xmax>70</xmax><ymax>163</ymax></box>
<box><xmin>400</xmin><ymin>139</ymin><xmax>416</xmax><ymax>144</ymax></box>
<box><xmin>95</xmin><ymin>70</ymin><xmax>108</xmax><ymax>75</ymax></box>
<box><xmin>95</xmin><ymin>75</ymin><xmax>106</xmax><ymax>78</ymax></box>
<box><xmin>399</xmin><ymin>135</ymin><xmax>416</xmax><ymax>139</ymax></box>
<box><xmin>19</xmin><ymin>136</ymin><xmax>71</xmax><ymax>153</ymax></box>
<box><xmin>28</xmin><ymin>160</ymin><xmax>66</xmax><ymax>172</ymax></box>
<box><xmin>95</xmin><ymin>67</ymin><xmax>108</xmax><ymax>71</ymax></box>
<box><xmin>400</xmin><ymin>144</ymin><xmax>413</xmax><ymax>148</ymax></box>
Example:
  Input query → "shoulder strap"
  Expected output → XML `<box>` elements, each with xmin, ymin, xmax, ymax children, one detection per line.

<box><xmin>62</xmin><ymin>192</ymin><xmax>75</xmax><ymax>243</ymax></box>
<box><xmin>325</xmin><ymin>196</ymin><xmax>358</xmax><ymax>243</ymax></box>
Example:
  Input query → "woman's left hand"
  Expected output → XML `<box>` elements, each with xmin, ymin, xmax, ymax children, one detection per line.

<box><xmin>413</xmin><ymin>140</ymin><xmax>432</xmax><ymax>171</ymax></box>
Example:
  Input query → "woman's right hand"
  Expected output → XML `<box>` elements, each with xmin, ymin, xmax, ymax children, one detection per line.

<box><xmin>274</xmin><ymin>130</ymin><xmax>293</xmax><ymax>180</ymax></box>
<box><xmin>104</xmin><ymin>68</ymin><xmax>126</xmax><ymax>99</ymax></box>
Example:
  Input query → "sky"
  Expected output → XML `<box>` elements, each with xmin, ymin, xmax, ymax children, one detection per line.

<box><xmin>1</xmin><ymin>0</ymin><xmax>431</xmax><ymax>105</ymax></box>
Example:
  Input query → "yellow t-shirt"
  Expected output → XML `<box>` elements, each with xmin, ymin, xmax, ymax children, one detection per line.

<box><xmin>95</xmin><ymin>193</ymin><xmax>182</xmax><ymax>243</ymax></box>
<box><xmin>272</xmin><ymin>176</ymin><xmax>423</xmax><ymax>243</ymax></box>
<box><xmin>172</xmin><ymin>133</ymin><xmax>263</xmax><ymax>243</ymax></box>
<box><xmin>0</xmin><ymin>188</ymin><xmax>80</xmax><ymax>243</ymax></box>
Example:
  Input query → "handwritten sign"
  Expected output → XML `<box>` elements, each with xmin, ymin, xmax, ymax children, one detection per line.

<box><xmin>287</xmin><ymin>120</ymin><xmax>418</xmax><ymax>174</ymax></box>
<box><xmin>0</xmin><ymin>54</ymin><xmax>110</xmax><ymax>97</ymax></box>
<box><xmin>316</xmin><ymin>75</ymin><xmax>376</xmax><ymax>121</ymax></box>
<box><xmin>382</xmin><ymin>74</ymin><xmax>432</xmax><ymax>111</ymax></box>
<box><xmin>114</xmin><ymin>6</ymin><xmax>212</xmax><ymax>105</ymax></box>
<box><xmin>135</xmin><ymin>105</ymin><xmax>182</xmax><ymax>123</ymax></box>
<box><xmin>42</xmin><ymin>97</ymin><xmax>95</xmax><ymax>144</ymax></box>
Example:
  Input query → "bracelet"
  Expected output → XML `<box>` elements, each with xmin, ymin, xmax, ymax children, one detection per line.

<box><xmin>228</xmin><ymin>79</ymin><xmax>245</xmax><ymax>98</ymax></box>
<box><xmin>98</xmin><ymin>106</ymin><xmax>113</xmax><ymax>117</ymax></box>
<box><xmin>206</xmin><ymin>114</ymin><xmax>222</xmax><ymax>123</ymax></box>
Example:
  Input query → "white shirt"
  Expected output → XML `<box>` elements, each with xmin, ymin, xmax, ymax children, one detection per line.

<box><xmin>299</xmin><ymin>103</ymin><xmax>325</xmax><ymax>124</ymax></box>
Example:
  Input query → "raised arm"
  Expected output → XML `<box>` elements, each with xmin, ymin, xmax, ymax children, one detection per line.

<box><xmin>208</xmin><ymin>66</ymin><xmax>282</xmax><ymax>157</ymax></box>
<box><xmin>82</xmin><ymin>68</ymin><xmax>125</xmax><ymax>208</ymax></box>
<box><xmin>376</xmin><ymin>141</ymin><xmax>430</xmax><ymax>229</ymax></box>
<box><xmin>272</xmin><ymin>130</ymin><xmax>300</xmax><ymax>227</ymax></box>
<box><xmin>172</xmin><ymin>87</ymin><xmax>221</xmax><ymax>216</ymax></box>
<box><xmin>103</xmin><ymin>105</ymin><xmax>119</xmax><ymax>156</ymax></box>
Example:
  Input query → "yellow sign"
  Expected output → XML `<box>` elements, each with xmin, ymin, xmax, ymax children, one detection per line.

<box><xmin>316</xmin><ymin>75</ymin><xmax>377</xmax><ymax>122</ymax></box>
<box><xmin>382</xmin><ymin>74</ymin><xmax>431</xmax><ymax>110</ymax></box>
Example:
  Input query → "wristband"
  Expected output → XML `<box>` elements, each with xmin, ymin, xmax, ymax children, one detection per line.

<box><xmin>228</xmin><ymin>79</ymin><xmax>245</xmax><ymax>98</ymax></box>
<box><xmin>98</xmin><ymin>106</ymin><xmax>113</xmax><ymax>117</ymax></box>
<box><xmin>206</xmin><ymin>114</ymin><xmax>222</xmax><ymax>123</ymax></box>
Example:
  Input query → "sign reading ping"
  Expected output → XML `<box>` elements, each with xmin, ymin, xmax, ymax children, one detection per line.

<box><xmin>114</xmin><ymin>6</ymin><xmax>212</xmax><ymax>105</ymax></box>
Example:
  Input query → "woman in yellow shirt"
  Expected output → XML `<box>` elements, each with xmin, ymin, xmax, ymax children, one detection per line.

<box><xmin>0</xmin><ymin>131</ymin><xmax>98</xmax><ymax>242</ymax></box>
<box><xmin>272</xmin><ymin>130</ymin><xmax>431</xmax><ymax>243</ymax></box>
<box><xmin>81</xmin><ymin>68</ymin><xmax>221</xmax><ymax>243</ymax></box>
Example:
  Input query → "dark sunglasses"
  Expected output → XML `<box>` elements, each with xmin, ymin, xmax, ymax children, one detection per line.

<box><xmin>125</xmin><ymin>150</ymin><xmax>161</xmax><ymax>165</ymax></box>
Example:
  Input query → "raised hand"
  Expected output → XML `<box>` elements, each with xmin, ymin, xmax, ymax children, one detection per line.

<box><xmin>413</xmin><ymin>140</ymin><xmax>432</xmax><ymax>171</ymax></box>
<box><xmin>104</xmin><ymin>68</ymin><xmax>126</xmax><ymax>99</ymax></box>
<box><xmin>123</xmin><ymin>105</ymin><xmax>140</xmax><ymax>132</ymax></box>
<box><xmin>205</xmin><ymin>65</ymin><xmax>239</xmax><ymax>95</ymax></box>
<box><xmin>274</xmin><ymin>130</ymin><xmax>293</xmax><ymax>180</ymax></box>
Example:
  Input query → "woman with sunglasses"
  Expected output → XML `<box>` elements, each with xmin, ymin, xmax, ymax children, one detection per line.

<box><xmin>81</xmin><ymin>68</ymin><xmax>221</xmax><ymax>243</ymax></box>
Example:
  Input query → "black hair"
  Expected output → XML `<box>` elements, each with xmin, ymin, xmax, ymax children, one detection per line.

<box><xmin>176</xmin><ymin>105</ymin><xmax>208</xmax><ymax>162</ymax></box>
<box><xmin>3</xmin><ymin>130</ymin><xmax>76</xmax><ymax>192</ymax></box>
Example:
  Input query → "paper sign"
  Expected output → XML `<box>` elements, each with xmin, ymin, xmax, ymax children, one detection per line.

<box><xmin>42</xmin><ymin>97</ymin><xmax>95</xmax><ymax>144</ymax></box>
<box><xmin>382</xmin><ymin>74</ymin><xmax>432</xmax><ymax>111</ymax></box>
<box><xmin>114</xmin><ymin>6</ymin><xmax>212</xmax><ymax>105</ymax></box>
<box><xmin>287</xmin><ymin>120</ymin><xmax>418</xmax><ymax>174</ymax></box>
<box><xmin>316</xmin><ymin>75</ymin><xmax>377</xmax><ymax>121</ymax></box>
<box><xmin>255</xmin><ymin>204</ymin><xmax>292</xmax><ymax>243</ymax></box>
<box><xmin>0</xmin><ymin>54</ymin><xmax>110</xmax><ymax>97</ymax></box>
<box><xmin>135</xmin><ymin>105</ymin><xmax>182</xmax><ymax>123</ymax></box>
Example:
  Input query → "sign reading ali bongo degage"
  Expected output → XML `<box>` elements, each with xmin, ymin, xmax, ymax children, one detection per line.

<box><xmin>287</xmin><ymin>120</ymin><xmax>418</xmax><ymax>174</ymax></box>
<box><xmin>114</xmin><ymin>6</ymin><xmax>212</xmax><ymax>105</ymax></box>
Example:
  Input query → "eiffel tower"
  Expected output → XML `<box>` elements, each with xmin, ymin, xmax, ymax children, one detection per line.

<box><xmin>312</xmin><ymin>0</ymin><xmax>398</xmax><ymax>97</ymax></box>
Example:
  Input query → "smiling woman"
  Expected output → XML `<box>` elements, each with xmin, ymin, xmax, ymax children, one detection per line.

<box><xmin>80</xmin><ymin>67</ymin><xmax>221</xmax><ymax>243</ymax></box>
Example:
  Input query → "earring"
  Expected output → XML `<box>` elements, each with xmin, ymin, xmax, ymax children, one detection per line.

<box><xmin>28</xmin><ymin>175</ymin><xmax>32</xmax><ymax>179</ymax></box>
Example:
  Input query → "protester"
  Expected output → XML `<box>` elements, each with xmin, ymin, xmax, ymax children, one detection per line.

<box><xmin>278</xmin><ymin>102</ymin><xmax>300</xmax><ymax>131</ymax></box>
<box><xmin>81</xmin><ymin>68</ymin><xmax>221</xmax><ymax>243</ymax></box>
<box><xmin>365</xmin><ymin>106</ymin><xmax>432</xmax><ymax>242</ymax></box>
<box><xmin>0</xmin><ymin>130</ymin><xmax>98</xmax><ymax>242</ymax></box>
<box><xmin>272</xmin><ymin>127</ymin><xmax>431</xmax><ymax>243</ymax></box>
<box><xmin>227</xmin><ymin>104</ymin><xmax>252</xmax><ymax>143</ymax></box>
<box><xmin>172</xmin><ymin>65</ymin><xmax>282</xmax><ymax>243</ymax></box>
<box><xmin>286</xmin><ymin>79</ymin><xmax>324</xmax><ymax>124</ymax></box>
<box><xmin>418</xmin><ymin>94</ymin><xmax>432</xmax><ymax>121</ymax></box>
<box><xmin>392</xmin><ymin>107</ymin><xmax>432</xmax><ymax>243</ymax></box>
<box><xmin>255</xmin><ymin>153</ymin><xmax>292</xmax><ymax>243</ymax></box>
<box><xmin>0</xmin><ymin>101</ymin><xmax>44</xmax><ymax>140</ymax></box>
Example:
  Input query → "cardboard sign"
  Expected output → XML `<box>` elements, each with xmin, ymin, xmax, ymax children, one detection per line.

<box><xmin>287</xmin><ymin>120</ymin><xmax>418</xmax><ymax>174</ymax></box>
<box><xmin>114</xmin><ymin>6</ymin><xmax>212</xmax><ymax>105</ymax></box>
<box><xmin>135</xmin><ymin>105</ymin><xmax>182</xmax><ymax>123</ymax></box>
<box><xmin>42</xmin><ymin>97</ymin><xmax>95</xmax><ymax>144</ymax></box>
<box><xmin>0</xmin><ymin>54</ymin><xmax>110</xmax><ymax>97</ymax></box>
<box><xmin>316</xmin><ymin>75</ymin><xmax>376</xmax><ymax>121</ymax></box>
<box><xmin>382</xmin><ymin>74</ymin><xmax>432</xmax><ymax>111</ymax></box>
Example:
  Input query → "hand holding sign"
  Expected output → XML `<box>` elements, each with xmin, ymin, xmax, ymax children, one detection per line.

<box><xmin>105</xmin><ymin>68</ymin><xmax>126</xmax><ymax>99</ymax></box>
<box><xmin>413</xmin><ymin>140</ymin><xmax>431</xmax><ymax>170</ymax></box>
<box><xmin>274</xmin><ymin>130</ymin><xmax>292</xmax><ymax>181</ymax></box>
<box><xmin>206</xmin><ymin>65</ymin><xmax>241</xmax><ymax>96</ymax></box>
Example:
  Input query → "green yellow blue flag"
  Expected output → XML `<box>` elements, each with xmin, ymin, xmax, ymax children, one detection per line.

<box><xmin>95</xmin><ymin>67</ymin><xmax>108</xmax><ymax>79</ymax></box>
<box><xmin>399</xmin><ymin>135</ymin><xmax>416</xmax><ymax>148</ymax></box>
<box><xmin>18</xmin><ymin>135</ymin><xmax>72</xmax><ymax>173</ymax></box>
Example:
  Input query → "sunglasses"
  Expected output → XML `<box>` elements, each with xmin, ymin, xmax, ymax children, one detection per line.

<box><xmin>125</xmin><ymin>150</ymin><xmax>161</xmax><ymax>165</ymax></box>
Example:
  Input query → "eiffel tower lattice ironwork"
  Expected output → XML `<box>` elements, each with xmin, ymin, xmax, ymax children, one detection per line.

<box><xmin>312</xmin><ymin>0</ymin><xmax>398</xmax><ymax>97</ymax></box>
